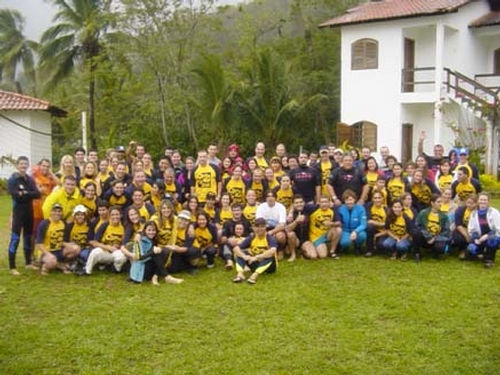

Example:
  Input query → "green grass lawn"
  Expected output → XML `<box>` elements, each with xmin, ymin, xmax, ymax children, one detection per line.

<box><xmin>0</xmin><ymin>195</ymin><xmax>499</xmax><ymax>374</ymax></box>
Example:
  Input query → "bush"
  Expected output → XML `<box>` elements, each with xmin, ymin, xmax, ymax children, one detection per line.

<box><xmin>479</xmin><ymin>174</ymin><xmax>500</xmax><ymax>192</ymax></box>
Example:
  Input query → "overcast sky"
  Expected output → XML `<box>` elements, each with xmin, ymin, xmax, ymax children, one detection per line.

<box><xmin>0</xmin><ymin>0</ymin><xmax>246</xmax><ymax>40</ymax></box>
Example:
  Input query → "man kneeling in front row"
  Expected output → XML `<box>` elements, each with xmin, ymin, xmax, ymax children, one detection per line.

<box><xmin>232</xmin><ymin>218</ymin><xmax>277</xmax><ymax>284</ymax></box>
<box><xmin>36</xmin><ymin>203</ymin><xmax>80</xmax><ymax>275</ymax></box>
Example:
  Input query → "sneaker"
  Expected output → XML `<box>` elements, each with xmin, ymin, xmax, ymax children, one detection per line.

<box><xmin>75</xmin><ymin>269</ymin><xmax>89</xmax><ymax>276</ymax></box>
<box><xmin>458</xmin><ymin>250</ymin><xmax>466</xmax><ymax>260</ymax></box>
<box><xmin>400</xmin><ymin>253</ymin><xmax>408</xmax><ymax>261</ymax></box>
<box><xmin>330</xmin><ymin>252</ymin><xmax>340</xmax><ymax>260</ymax></box>
<box><xmin>165</xmin><ymin>275</ymin><xmax>184</xmax><ymax>284</ymax></box>
<box><xmin>151</xmin><ymin>275</ymin><xmax>160</xmax><ymax>286</ymax></box>
<box><xmin>390</xmin><ymin>252</ymin><xmax>397</xmax><ymax>260</ymax></box>
<box><xmin>415</xmin><ymin>253</ymin><xmax>421</xmax><ymax>263</ymax></box>
<box><xmin>206</xmin><ymin>262</ymin><xmax>215</xmax><ymax>269</ymax></box>
<box><xmin>484</xmin><ymin>261</ymin><xmax>494</xmax><ymax>269</ymax></box>
<box><xmin>10</xmin><ymin>269</ymin><xmax>21</xmax><ymax>276</ymax></box>
<box><xmin>25</xmin><ymin>264</ymin><xmax>38</xmax><ymax>270</ymax></box>
<box><xmin>187</xmin><ymin>267</ymin><xmax>199</xmax><ymax>275</ymax></box>
<box><xmin>364</xmin><ymin>252</ymin><xmax>373</xmax><ymax>257</ymax></box>
<box><xmin>225</xmin><ymin>260</ymin><xmax>234</xmax><ymax>270</ymax></box>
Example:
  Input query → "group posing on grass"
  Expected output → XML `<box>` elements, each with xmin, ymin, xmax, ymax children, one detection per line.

<box><xmin>6</xmin><ymin>131</ymin><xmax>500</xmax><ymax>285</ymax></box>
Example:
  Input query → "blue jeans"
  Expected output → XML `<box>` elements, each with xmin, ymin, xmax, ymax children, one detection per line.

<box><xmin>339</xmin><ymin>231</ymin><xmax>366</xmax><ymax>251</ymax></box>
<box><xmin>382</xmin><ymin>237</ymin><xmax>411</xmax><ymax>254</ymax></box>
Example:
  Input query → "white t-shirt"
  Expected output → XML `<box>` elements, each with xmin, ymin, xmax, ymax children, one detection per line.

<box><xmin>256</xmin><ymin>202</ymin><xmax>287</xmax><ymax>228</ymax></box>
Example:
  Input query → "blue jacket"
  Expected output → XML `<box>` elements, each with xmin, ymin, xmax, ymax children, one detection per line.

<box><xmin>336</xmin><ymin>204</ymin><xmax>367</xmax><ymax>234</ymax></box>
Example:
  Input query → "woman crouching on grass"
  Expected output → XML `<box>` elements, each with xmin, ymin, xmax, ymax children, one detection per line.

<box><xmin>467</xmin><ymin>192</ymin><xmax>500</xmax><ymax>268</ymax></box>
<box><xmin>414</xmin><ymin>194</ymin><xmax>450</xmax><ymax>261</ymax></box>
<box><xmin>121</xmin><ymin>221</ymin><xmax>183</xmax><ymax>285</ymax></box>
<box><xmin>232</xmin><ymin>217</ymin><xmax>277</xmax><ymax>284</ymax></box>
<box><xmin>381</xmin><ymin>200</ymin><xmax>413</xmax><ymax>261</ymax></box>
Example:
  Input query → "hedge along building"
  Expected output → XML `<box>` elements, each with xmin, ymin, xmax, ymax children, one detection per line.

<box><xmin>320</xmin><ymin>0</ymin><xmax>500</xmax><ymax>174</ymax></box>
<box><xmin>0</xmin><ymin>90</ymin><xmax>66</xmax><ymax>179</ymax></box>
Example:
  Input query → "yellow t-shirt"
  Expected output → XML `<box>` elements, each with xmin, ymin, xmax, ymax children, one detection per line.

<box><xmin>225</xmin><ymin>179</ymin><xmax>246</xmax><ymax>205</ymax></box>
<box><xmin>218</xmin><ymin>208</ymin><xmax>233</xmax><ymax>226</ymax></box>
<box><xmin>275</xmin><ymin>188</ymin><xmax>294</xmax><ymax>211</ymax></box>
<box><xmin>389</xmin><ymin>215</ymin><xmax>407</xmax><ymax>237</ymax></box>
<box><xmin>80</xmin><ymin>197</ymin><xmax>96</xmax><ymax>219</ymax></box>
<box><xmin>427</xmin><ymin>212</ymin><xmax>441</xmax><ymax>236</ymax></box>
<box><xmin>194</xmin><ymin>227</ymin><xmax>215</xmax><ymax>249</ymax></box>
<box><xmin>41</xmin><ymin>219</ymin><xmax>65</xmax><ymax>251</ymax></box>
<box><xmin>308</xmin><ymin>207</ymin><xmax>334</xmax><ymax>243</ymax></box>
<box><xmin>411</xmin><ymin>183</ymin><xmax>432</xmax><ymax>205</ymax></box>
<box><xmin>255</xmin><ymin>156</ymin><xmax>268</xmax><ymax>169</ymax></box>
<box><xmin>243</xmin><ymin>204</ymin><xmax>257</xmax><ymax>226</ymax></box>
<box><xmin>250</xmin><ymin>181</ymin><xmax>265</xmax><ymax>202</ymax></box>
<box><xmin>69</xmin><ymin>222</ymin><xmax>89</xmax><ymax>247</ymax></box>
<box><xmin>152</xmin><ymin>215</ymin><xmax>177</xmax><ymax>247</ymax></box>
<box><xmin>320</xmin><ymin>160</ymin><xmax>333</xmax><ymax>195</ymax></box>
<box><xmin>99</xmin><ymin>223</ymin><xmax>125</xmax><ymax>247</ymax></box>
<box><xmin>366</xmin><ymin>171</ymin><xmax>379</xmax><ymax>188</ymax></box>
<box><xmin>387</xmin><ymin>177</ymin><xmax>405</xmax><ymax>202</ymax></box>
<box><xmin>403</xmin><ymin>207</ymin><xmax>414</xmax><ymax>221</ymax></box>
<box><xmin>248</xmin><ymin>235</ymin><xmax>270</xmax><ymax>256</ymax></box>
<box><xmin>437</xmin><ymin>174</ymin><xmax>453</xmax><ymax>191</ymax></box>
<box><xmin>193</xmin><ymin>164</ymin><xmax>218</xmax><ymax>203</ymax></box>
<box><xmin>370</xmin><ymin>205</ymin><xmax>386</xmax><ymax>233</ymax></box>
<box><xmin>455</xmin><ymin>181</ymin><xmax>478</xmax><ymax>202</ymax></box>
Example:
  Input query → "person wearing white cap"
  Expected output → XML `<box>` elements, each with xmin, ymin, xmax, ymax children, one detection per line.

<box><xmin>164</xmin><ymin>210</ymin><xmax>199</xmax><ymax>275</ymax></box>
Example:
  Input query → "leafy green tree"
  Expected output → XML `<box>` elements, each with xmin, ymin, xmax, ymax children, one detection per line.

<box><xmin>0</xmin><ymin>9</ymin><xmax>37</xmax><ymax>93</ymax></box>
<box><xmin>38</xmin><ymin>0</ymin><xmax>111</xmax><ymax>150</ymax></box>
<box><xmin>191</xmin><ymin>54</ymin><xmax>236</xmax><ymax>145</ymax></box>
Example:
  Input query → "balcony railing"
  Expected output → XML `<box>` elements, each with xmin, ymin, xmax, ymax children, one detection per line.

<box><xmin>401</xmin><ymin>67</ymin><xmax>435</xmax><ymax>92</ymax></box>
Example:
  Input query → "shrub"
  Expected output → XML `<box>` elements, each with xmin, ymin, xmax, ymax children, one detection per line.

<box><xmin>479</xmin><ymin>174</ymin><xmax>500</xmax><ymax>192</ymax></box>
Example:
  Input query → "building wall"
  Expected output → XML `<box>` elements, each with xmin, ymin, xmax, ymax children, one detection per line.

<box><xmin>0</xmin><ymin>110</ymin><xmax>52</xmax><ymax>179</ymax></box>
<box><xmin>339</xmin><ymin>0</ymin><xmax>492</xmax><ymax>160</ymax></box>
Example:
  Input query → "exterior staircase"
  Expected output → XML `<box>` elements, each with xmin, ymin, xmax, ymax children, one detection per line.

<box><xmin>442</xmin><ymin>68</ymin><xmax>500</xmax><ymax>175</ymax></box>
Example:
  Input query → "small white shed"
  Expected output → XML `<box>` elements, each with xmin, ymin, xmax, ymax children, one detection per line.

<box><xmin>0</xmin><ymin>90</ymin><xmax>66</xmax><ymax>179</ymax></box>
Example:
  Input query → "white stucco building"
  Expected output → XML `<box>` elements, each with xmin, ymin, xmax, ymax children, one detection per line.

<box><xmin>320</xmin><ymin>0</ymin><xmax>500</xmax><ymax>173</ymax></box>
<box><xmin>0</xmin><ymin>90</ymin><xmax>66</xmax><ymax>179</ymax></box>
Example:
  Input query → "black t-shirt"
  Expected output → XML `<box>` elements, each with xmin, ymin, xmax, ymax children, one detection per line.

<box><xmin>329</xmin><ymin>167</ymin><xmax>366</xmax><ymax>199</ymax></box>
<box><xmin>478</xmin><ymin>211</ymin><xmax>491</xmax><ymax>235</ymax></box>
<box><xmin>288</xmin><ymin>165</ymin><xmax>320</xmax><ymax>202</ymax></box>
<box><xmin>222</xmin><ymin>218</ymin><xmax>252</xmax><ymax>238</ymax></box>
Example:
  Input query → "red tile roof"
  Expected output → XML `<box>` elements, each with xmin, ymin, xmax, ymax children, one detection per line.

<box><xmin>469</xmin><ymin>11</ymin><xmax>500</xmax><ymax>27</ymax></box>
<box><xmin>319</xmin><ymin>0</ymin><xmax>472</xmax><ymax>28</ymax></box>
<box><xmin>0</xmin><ymin>90</ymin><xmax>66</xmax><ymax>116</ymax></box>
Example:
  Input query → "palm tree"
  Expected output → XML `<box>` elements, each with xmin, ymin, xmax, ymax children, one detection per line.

<box><xmin>0</xmin><ymin>9</ymin><xmax>37</xmax><ymax>93</ymax></box>
<box><xmin>38</xmin><ymin>0</ymin><xmax>110</xmax><ymax>150</ymax></box>
<box><xmin>191</xmin><ymin>54</ymin><xmax>235</xmax><ymax>144</ymax></box>
<box><xmin>236</xmin><ymin>49</ymin><xmax>326</xmax><ymax>147</ymax></box>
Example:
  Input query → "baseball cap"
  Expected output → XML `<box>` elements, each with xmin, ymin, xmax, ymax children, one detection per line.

<box><xmin>458</xmin><ymin>147</ymin><xmax>469</xmax><ymax>155</ymax></box>
<box><xmin>270</xmin><ymin>156</ymin><xmax>281</xmax><ymax>163</ymax></box>
<box><xmin>228</xmin><ymin>143</ymin><xmax>239</xmax><ymax>151</ymax></box>
<box><xmin>319</xmin><ymin>145</ymin><xmax>329</xmax><ymax>153</ymax></box>
<box><xmin>254</xmin><ymin>217</ymin><xmax>267</xmax><ymax>227</ymax></box>
<box><xmin>334</xmin><ymin>148</ymin><xmax>344</xmax><ymax>154</ymax></box>
<box><xmin>52</xmin><ymin>203</ymin><xmax>63</xmax><ymax>211</ymax></box>
<box><xmin>73</xmin><ymin>204</ymin><xmax>87</xmax><ymax>215</ymax></box>
<box><xmin>115</xmin><ymin>145</ymin><xmax>126</xmax><ymax>152</ymax></box>
<box><xmin>178</xmin><ymin>210</ymin><xmax>191</xmax><ymax>221</ymax></box>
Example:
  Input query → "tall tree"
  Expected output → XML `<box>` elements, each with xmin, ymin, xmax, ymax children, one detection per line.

<box><xmin>0</xmin><ymin>9</ymin><xmax>37</xmax><ymax>93</ymax></box>
<box><xmin>38</xmin><ymin>0</ymin><xmax>110</xmax><ymax>150</ymax></box>
<box><xmin>191</xmin><ymin>54</ymin><xmax>235</xmax><ymax>144</ymax></box>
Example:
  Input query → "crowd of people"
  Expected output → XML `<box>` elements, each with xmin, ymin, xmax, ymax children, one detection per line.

<box><xmin>6</xmin><ymin>130</ymin><xmax>500</xmax><ymax>285</ymax></box>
